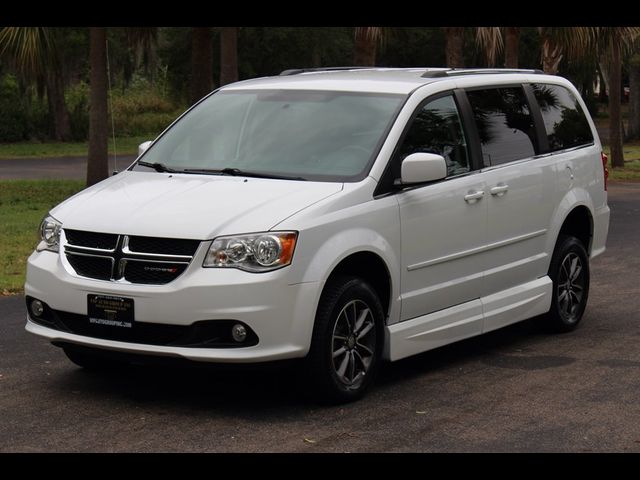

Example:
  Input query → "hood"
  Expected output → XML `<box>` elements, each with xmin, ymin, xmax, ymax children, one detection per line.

<box><xmin>52</xmin><ymin>171</ymin><xmax>343</xmax><ymax>239</ymax></box>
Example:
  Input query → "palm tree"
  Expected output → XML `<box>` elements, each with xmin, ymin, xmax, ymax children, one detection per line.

<box><xmin>220</xmin><ymin>27</ymin><xmax>238</xmax><ymax>86</ymax></box>
<box><xmin>537</xmin><ymin>27</ymin><xmax>594</xmax><ymax>75</ymax></box>
<box><xmin>442</xmin><ymin>27</ymin><xmax>465</xmax><ymax>67</ymax></box>
<box><xmin>191</xmin><ymin>27</ymin><xmax>213</xmax><ymax>104</ymax></box>
<box><xmin>443</xmin><ymin>27</ymin><xmax>502</xmax><ymax>69</ymax></box>
<box><xmin>475</xmin><ymin>27</ymin><xmax>503</xmax><ymax>67</ymax></box>
<box><xmin>0</xmin><ymin>27</ymin><xmax>72</xmax><ymax>141</ymax></box>
<box><xmin>596</xmin><ymin>27</ymin><xmax>640</xmax><ymax>168</ymax></box>
<box><xmin>353</xmin><ymin>27</ymin><xmax>385</xmax><ymax>66</ymax></box>
<box><xmin>628</xmin><ymin>51</ymin><xmax>640</xmax><ymax>141</ymax></box>
<box><xmin>504</xmin><ymin>27</ymin><xmax>520</xmax><ymax>68</ymax></box>
<box><xmin>86</xmin><ymin>27</ymin><xmax>108</xmax><ymax>187</ymax></box>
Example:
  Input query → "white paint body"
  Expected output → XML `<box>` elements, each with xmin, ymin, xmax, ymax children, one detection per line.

<box><xmin>25</xmin><ymin>69</ymin><xmax>610</xmax><ymax>364</ymax></box>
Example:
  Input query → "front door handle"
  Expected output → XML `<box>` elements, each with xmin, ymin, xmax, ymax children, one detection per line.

<box><xmin>464</xmin><ymin>190</ymin><xmax>485</xmax><ymax>203</ymax></box>
<box><xmin>490</xmin><ymin>184</ymin><xmax>509</xmax><ymax>196</ymax></box>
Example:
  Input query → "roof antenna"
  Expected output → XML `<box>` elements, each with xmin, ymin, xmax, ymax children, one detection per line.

<box><xmin>106</xmin><ymin>36</ymin><xmax>118</xmax><ymax>175</ymax></box>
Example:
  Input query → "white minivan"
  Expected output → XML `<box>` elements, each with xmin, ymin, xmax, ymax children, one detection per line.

<box><xmin>25</xmin><ymin>68</ymin><xmax>610</xmax><ymax>402</ymax></box>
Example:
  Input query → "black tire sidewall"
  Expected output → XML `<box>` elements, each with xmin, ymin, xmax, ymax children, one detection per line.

<box><xmin>308</xmin><ymin>276</ymin><xmax>385</xmax><ymax>403</ymax></box>
<box><xmin>547</xmin><ymin>235</ymin><xmax>590</xmax><ymax>331</ymax></box>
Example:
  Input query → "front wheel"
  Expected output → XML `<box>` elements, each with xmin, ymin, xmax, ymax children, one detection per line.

<box><xmin>544</xmin><ymin>235</ymin><xmax>590</xmax><ymax>332</ymax></box>
<box><xmin>303</xmin><ymin>276</ymin><xmax>384</xmax><ymax>403</ymax></box>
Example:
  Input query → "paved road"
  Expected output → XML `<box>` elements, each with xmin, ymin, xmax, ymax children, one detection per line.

<box><xmin>0</xmin><ymin>155</ymin><xmax>136</xmax><ymax>180</ymax></box>
<box><xmin>1</xmin><ymin>183</ymin><xmax>639</xmax><ymax>452</ymax></box>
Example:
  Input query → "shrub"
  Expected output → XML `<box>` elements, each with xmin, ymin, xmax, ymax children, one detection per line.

<box><xmin>0</xmin><ymin>74</ymin><xmax>29</xmax><ymax>142</ymax></box>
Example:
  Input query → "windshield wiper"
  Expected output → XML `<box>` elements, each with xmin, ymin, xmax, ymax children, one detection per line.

<box><xmin>137</xmin><ymin>161</ymin><xmax>181</xmax><ymax>173</ymax></box>
<box><xmin>183</xmin><ymin>167</ymin><xmax>307</xmax><ymax>181</ymax></box>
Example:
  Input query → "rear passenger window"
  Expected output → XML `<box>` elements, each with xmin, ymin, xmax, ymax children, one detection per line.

<box><xmin>531</xmin><ymin>83</ymin><xmax>594</xmax><ymax>151</ymax></box>
<box><xmin>466</xmin><ymin>87</ymin><xmax>537</xmax><ymax>166</ymax></box>
<box><xmin>397</xmin><ymin>95</ymin><xmax>470</xmax><ymax>177</ymax></box>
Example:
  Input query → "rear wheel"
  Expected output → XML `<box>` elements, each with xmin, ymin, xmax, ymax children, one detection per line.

<box><xmin>63</xmin><ymin>347</ymin><xmax>129</xmax><ymax>371</ymax></box>
<box><xmin>544</xmin><ymin>235</ymin><xmax>590</xmax><ymax>332</ymax></box>
<box><xmin>303</xmin><ymin>276</ymin><xmax>384</xmax><ymax>403</ymax></box>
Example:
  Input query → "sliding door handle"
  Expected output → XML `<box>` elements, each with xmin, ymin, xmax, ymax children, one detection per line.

<box><xmin>464</xmin><ymin>190</ymin><xmax>485</xmax><ymax>202</ymax></box>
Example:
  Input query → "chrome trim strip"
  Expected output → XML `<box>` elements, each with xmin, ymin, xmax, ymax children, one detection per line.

<box><xmin>121</xmin><ymin>245</ymin><xmax>193</xmax><ymax>260</ymax></box>
<box><xmin>407</xmin><ymin>229</ymin><xmax>547</xmax><ymax>271</ymax></box>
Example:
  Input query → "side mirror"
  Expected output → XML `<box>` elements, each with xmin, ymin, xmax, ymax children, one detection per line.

<box><xmin>138</xmin><ymin>141</ymin><xmax>153</xmax><ymax>157</ymax></box>
<box><xmin>400</xmin><ymin>153</ymin><xmax>447</xmax><ymax>185</ymax></box>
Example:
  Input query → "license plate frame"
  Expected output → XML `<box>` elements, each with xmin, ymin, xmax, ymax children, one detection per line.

<box><xmin>87</xmin><ymin>294</ymin><xmax>135</xmax><ymax>329</ymax></box>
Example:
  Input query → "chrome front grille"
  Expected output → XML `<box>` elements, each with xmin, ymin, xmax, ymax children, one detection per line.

<box><xmin>62</xmin><ymin>230</ymin><xmax>200</xmax><ymax>285</ymax></box>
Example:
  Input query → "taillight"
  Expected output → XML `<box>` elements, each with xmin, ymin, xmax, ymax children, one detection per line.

<box><xmin>601</xmin><ymin>152</ymin><xmax>609</xmax><ymax>191</ymax></box>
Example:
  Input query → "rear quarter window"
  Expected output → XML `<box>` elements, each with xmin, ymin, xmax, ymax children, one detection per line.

<box><xmin>531</xmin><ymin>83</ymin><xmax>594</xmax><ymax>151</ymax></box>
<box><xmin>466</xmin><ymin>87</ymin><xmax>537</xmax><ymax>166</ymax></box>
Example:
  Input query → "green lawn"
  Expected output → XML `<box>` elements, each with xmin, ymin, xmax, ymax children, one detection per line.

<box><xmin>604</xmin><ymin>144</ymin><xmax>640</xmax><ymax>181</ymax></box>
<box><xmin>0</xmin><ymin>180</ymin><xmax>84</xmax><ymax>294</ymax></box>
<box><xmin>0</xmin><ymin>136</ymin><xmax>151</xmax><ymax>159</ymax></box>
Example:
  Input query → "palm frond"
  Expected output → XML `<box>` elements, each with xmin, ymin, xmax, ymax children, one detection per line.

<box><xmin>354</xmin><ymin>27</ymin><xmax>387</xmax><ymax>46</ymax></box>
<box><xmin>475</xmin><ymin>27</ymin><xmax>503</xmax><ymax>66</ymax></box>
<box><xmin>0</xmin><ymin>27</ymin><xmax>52</xmax><ymax>76</ymax></box>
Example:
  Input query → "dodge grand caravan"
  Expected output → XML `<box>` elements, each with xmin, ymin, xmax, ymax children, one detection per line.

<box><xmin>25</xmin><ymin>68</ymin><xmax>610</xmax><ymax>402</ymax></box>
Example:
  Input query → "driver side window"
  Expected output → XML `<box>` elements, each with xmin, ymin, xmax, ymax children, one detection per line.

<box><xmin>398</xmin><ymin>95</ymin><xmax>470</xmax><ymax>177</ymax></box>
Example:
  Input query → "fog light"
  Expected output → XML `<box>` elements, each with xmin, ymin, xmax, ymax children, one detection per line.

<box><xmin>231</xmin><ymin>324</ymin><xmax>247</xmax><ymax>343</ymax></box>
<box><xmin>30</xmin><ymin>299</ymin><xmax>44</xmax><ymax>317</ymax></box>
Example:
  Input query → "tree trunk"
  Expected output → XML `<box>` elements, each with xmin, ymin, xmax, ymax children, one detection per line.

<box><xmin>220</xmin><ymin>27</ymin><xmax>238</xmax><ymax>87</ymax></box>
<box><xmin>45</xmin><ymin>70</ymin><xmax>71</xmax><ymax>141</ymax></box>
<box><xmin>353</xmin><ymin>31</ymin><xmax>377</xmax><ymax>66</ymax></box>
<box><xmin>541</xmin><ymin>36</ymin><xmax>563</xmax><ymax>75</ymax></box>
<box><xmin>628</xmin><ymin>53</ymin><xmax>640</xmax><ymax>141</ymax></box>
<box><xmin>609</xmin><ymin>42</ymin><xmax>624</xmax><ymax>169</ymax></box>
<box><xmin>597</xmin><ymin>62</ymin><xmax>608</xmax><ymax>103</ymax></box>
<box><xmin>87</xmin><ymin>27</ymin><xmax>109</xmax><ymax>187</ymax></box>
<box><xmin>191</xmin><ymin>27</ymin><xmax>213</xmax><ymax>104</ymax></box>
<box><xmin>443</xmin><ymin>27</ymin><xmax>465</xmax><ymax>68</ymax></box>
<box><xmin>504</xmin><ymin>27</ymin><xmax>520</xmax><ymax>68</ymax></box>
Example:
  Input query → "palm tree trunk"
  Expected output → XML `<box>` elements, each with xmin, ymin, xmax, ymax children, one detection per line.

<box><xmin>597</xmin><ymin>63</ymin><xmax>608</xmax><ymax>103</ymax></box>
<box><xmin>609</xmin><ymin>42</ymin><xmax>624</xmax><ymax>169</ymax></box>
<box><xmin>87</xmin><ymin>27</ymin><xmax>109</xmax><ymax>187</ymax></box>
<box><xmin>353</xmin><ymin>31</ymin><xmax>377</xmax><ymax>66</ymax></box>
<box><xmin>504</xmin><ymin>27</ymin><xmax>520</xmax><ymax>68</ymax></box>
<box><xmin>220</xmin><ymin>27</ymin><xmax>238</xmax><ymax>87</ymax></box>
<box><xmin>191</xmin><ymin>27</ymin><xmax>213</xmax><ymax>104</ymax></box>
<box><xmin>541</xmin><ymin>36</ymin><xmax>563</xmax><ymax>75</ymax></box>
<box><xmin>443</xmin><ymin>27</ymin><xmax>465</xmax><ymax>68</ymax></box>
<box><xmin>628</xmin><ymin>53</ymin><xmax>640</xmax><ymax>140</ymax></box>
<box><xmin>45</xmin><ymin>69</ymin><xmax>71</xmax><ymax>141</ymax></box>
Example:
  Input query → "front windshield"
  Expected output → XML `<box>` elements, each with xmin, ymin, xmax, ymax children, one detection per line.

<box><xmin>134</xmin><ymin>89</ymin><xmax>405</xmax><ymax>181</ymax></box>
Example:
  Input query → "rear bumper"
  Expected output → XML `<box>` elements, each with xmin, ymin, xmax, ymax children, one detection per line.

<box><xmin>591</xmin><ymin>204</ymin><xmax>610</xmax><ymax>258</ymax></box>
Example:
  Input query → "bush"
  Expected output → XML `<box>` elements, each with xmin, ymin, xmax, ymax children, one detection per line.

<box><xmin>66</xmin><ymin>81</ymin><xmax>90</xmax><ymax>141</ymax></box>
<box><xmin>0</xmin><ymin>74</ymin><xmax>29</xmax><ymax>142</ymax></box>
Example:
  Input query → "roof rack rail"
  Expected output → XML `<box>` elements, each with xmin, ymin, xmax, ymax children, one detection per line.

<box><xmin>421</xmin><ymin>68</ymin><xmax>544</xmax><ymax>78</ymax></box>
<box><xmin>279</xmin><ymin>66</ymin><xmax>374</xmax><ymax>76</ymax></box>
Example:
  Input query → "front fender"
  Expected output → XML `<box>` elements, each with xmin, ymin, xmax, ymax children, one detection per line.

<box><xmin>281</xmin><ymin>192</ymin><xmax>402</xmax><ymax>325</ymax></box>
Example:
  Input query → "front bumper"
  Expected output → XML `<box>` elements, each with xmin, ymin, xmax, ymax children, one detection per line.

<box><xmin>24</xmin><ymin>248</ymin><xmax>320</xmax><ymax>363</ymax></box>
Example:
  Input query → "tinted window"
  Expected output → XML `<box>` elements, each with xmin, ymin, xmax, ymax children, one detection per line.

<box><xmin>466</xmin><ymin>87</ymin><xmax>536</xmax><ymax>166</ymax></box>
<box><xmin>532</xmin><ymin>83</ymin><xmax>594</xmax><ymax>151</ymax></box>
<box><xmin>397</xmin><ymin>95</ymin><xmax>470</xmax><ymax>177</ymax></box>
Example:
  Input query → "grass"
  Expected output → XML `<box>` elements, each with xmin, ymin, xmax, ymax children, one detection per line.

<box><xmin>0</xmin><ymin>136</ymin><xmax>152</xmax><ymax>159</ymax></box>
<box><xmin>0</xmin><ymin>180</ymin><xmax>84</xmax><ymax>294</ymax></box>
<box><xmin>604</xmin><ymin>144</ymin><xmax>640</xmax><ymax>181</ymax></box>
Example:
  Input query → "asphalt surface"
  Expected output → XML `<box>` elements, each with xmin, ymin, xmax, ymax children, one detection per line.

<box><xmin>0</xmin><ymin>155</ymin><xmax>136</xmax><ymax>180</ymax></box>
<box><xmin>1</xmin><ymin>183</ymin><xmax>639</xmax><ymax>452</ymax></box>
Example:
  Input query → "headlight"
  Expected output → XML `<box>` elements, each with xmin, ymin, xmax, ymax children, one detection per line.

<box><xmin>203</xmin><ymin>231</ymin><xmax>297</xmax><ymax>272</ymax></box>
<box><xmin>37</xmin><ymin>215</ymin><xmax>62</xmax><ymax>253</ymax></box>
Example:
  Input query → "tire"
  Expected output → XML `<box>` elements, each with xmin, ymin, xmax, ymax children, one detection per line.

<box><xmin>303</xmin><ymin>275</ymin><xmax>385</xmax><ymax>403</ymax></box>
<box><xmin>544</xmin><ymin>235</ymin><xmax>590</xmax><ymax>332</ymax></box>
<box><xmin>63</xmin><ymin>347</ymin><xmax>129</xmax><ymax>371</ymax></box>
